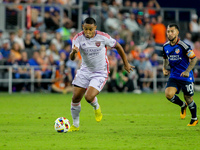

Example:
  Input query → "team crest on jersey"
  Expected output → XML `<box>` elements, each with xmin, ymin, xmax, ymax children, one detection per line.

<box><xmin>175</xmin><ymin>48</ymin><xmax>180</xmax><ymax>54</ymax></box>
<box><xmin>95</xmin><ymin>41</ymin><xmax>101</xmax><ymax>47</ymax></box>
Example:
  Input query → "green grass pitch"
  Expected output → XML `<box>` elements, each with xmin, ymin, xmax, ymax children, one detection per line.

<box><xmin>0</xmin><ymin>92</ymin><xmax>200</xmax><ymax>150</ymax></box>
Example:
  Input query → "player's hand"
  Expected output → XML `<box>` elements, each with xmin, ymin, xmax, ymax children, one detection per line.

<box><xmin>180</xmin><ymin>71</ymin><xmax>189</xmax><ymax>78</ymax></box>
<box><xmin>124</xmin><ymin>63</ymin><xmax>135</xmax><ymax>73</ymax></box>
<box><xmin>163</xmin><ymin>68</ymin><xmax>170</xmax><ymax>76</ymax></box>
<box><xmin>72</xmin><ymin>45</ymin><xmax>79</xmax><ymax>54</ymax></box>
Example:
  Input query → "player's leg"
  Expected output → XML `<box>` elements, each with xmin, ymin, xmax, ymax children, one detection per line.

<box><xmin>69</xmin><ymin>85</ymin><xmax>86</xmax><ymax>132</ymax></box>
<box><xmin>165</xmin><ymin>79</ymin><xmax>186</xmax><ymax>119</ymax></box>
<box><xmin>165</xmin><ymin>87</ymin><xmax>185</xmax><ymax>106</ymax></box>
<box><xmin>165</xmin><ymin>87</ymin><xmax>187</xmax><ymax>119</ymax></box>
<box><xmin>85</xmin><ymin>86</ymin><xmax>102</xmax><ymax>122</ymax></box>
<box><xmin>85</xmin><ymin>74</ymin><xmax>107</xmax><ymax>122</ymax></box>
<box><xmin>184</xmin><ymin>95</ymin><xmax>198</xmax><ymax>126</ymax></box>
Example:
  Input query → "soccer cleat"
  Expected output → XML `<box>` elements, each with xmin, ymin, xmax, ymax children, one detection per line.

<box><xmin>187</xmin><ymin>119</ymin><xmax>198</xmax><ymax>126</ymax></box>
<box><xmin>94</xmin><ymin>106</ymin><xmax>102</xmax><ymax>122</ymax></box>
<box><xmin>180</xmin><ymin>103</ymin><xmax>187</xmax><ymax>119</ymax></box>
<box><xmin>68</xmin><ymin>125</ymin><xmax>80</xmax><ymax>132</ymax></box>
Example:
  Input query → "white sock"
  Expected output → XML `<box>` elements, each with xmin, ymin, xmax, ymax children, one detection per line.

<box><xmin>71</xmin><ymin>102</ymin><xmax>81</xmax><ymax>127</ymax></box>
<box><xmin>89</xmin><ymin>97</ymin><xmax>99</xmax><ymax>110</ymax></box>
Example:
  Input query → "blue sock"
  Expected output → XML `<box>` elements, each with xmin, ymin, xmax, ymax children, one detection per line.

<box><xmin>167</xmin><ymin>95</ymin><xmax>184</xmax><ymax>107</ymax></box>
<box><xmin>188</xmin><ymin>101</ymin><xmax>197</xmax><ymax>119</ymax></box>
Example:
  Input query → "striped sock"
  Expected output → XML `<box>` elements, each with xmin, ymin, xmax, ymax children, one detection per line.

<box><xmin>188</xmin><ymin>101</ymin><xmax>197</xmax><ymax>119</ymax></box>
<box><xmin>71</xmin><ymin>102</ymin><xmax>81</xmax><ymax>127</ymax></box>
<box><xmin>89</xmin><ymin>97</ymin><xmax>99</xmax><ymax>110</ymax></box>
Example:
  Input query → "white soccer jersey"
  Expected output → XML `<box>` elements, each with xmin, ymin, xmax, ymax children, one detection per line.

<box><xmin>72</xmin><ymin>30</ymin><xmax>117</xmax><ymax>72</ymax></box>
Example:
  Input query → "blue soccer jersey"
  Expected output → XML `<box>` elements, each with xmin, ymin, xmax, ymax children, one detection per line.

<box><xmin>163</xmin><ymin>39</ymin><xmax>196</xmax><ymax>82</ymax></box>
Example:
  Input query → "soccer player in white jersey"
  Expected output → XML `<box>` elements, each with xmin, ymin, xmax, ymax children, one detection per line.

<box><xmin>68</xmin><ymin>17</ymin><xmax>134</xmax><ymax>132</ymax></box>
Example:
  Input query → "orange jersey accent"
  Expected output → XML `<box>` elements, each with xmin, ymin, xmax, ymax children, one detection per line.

<box><xmin>187</xmin><ymin>50</ymin><xmax>196</xmax><ymax>59</ymax></box>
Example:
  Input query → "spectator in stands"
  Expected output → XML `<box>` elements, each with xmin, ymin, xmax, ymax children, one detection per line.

<box><xmin>8</xmin><ymin>32</ymin><xmax>16</xmax><ymax>48</ymax></box>
<box><xmin>104</xmin><ymin>11</ymin><xmax>121</xmax><ymax>35</ymax></box>
<box><xmin>59</xmin><ymin>42</ymin><xmax>71</xmax><ymax>61</ymax></box>
<box><xmin>136</xmin><ymin>10</ymin><xmax>144</xmax><ymax>26</ymax></box>
<box><xmin>137</xmin><ymin>1</ymin><xmax>144</xmax><ymax>16</ymax></box>
<box><xmin>189</xmin><ymin>14</ymin><xmax>200</xmax><ymax>42</ymax></box>
<box><xmin>107</xmin><ymin>64</ymin><xmax>134</xmax><ymax>92</ymax></box>
<box><xmin>124</xmin><ymin>13</ymin><xmax>140</xmax><ymax>44</ymax></box>
<box><xmin>17</xmin><ymin>51</ymin><xmax>31</xmax><ymax>92</ymax></box>
<box><xmin>0</xmin><ymin>39</ymin><xmax>11</xmax><ymax>61</ymax></box>
<box><xmin>39</xmin><ymin>45</ymin><xmax>47</xmax><ymax>60</ymax></box>
<box><xmin>15</xmin><ymin>29</ymin><xmax>25</xmax><ymax>50</ymax></box>
<box><xmin>183</xmin><ymin>32</ymin><xmax>194</xmax><ymax>49</ymax></box>
<box><xmin>113</xmin><ymin>31</ymin><xmax>125</xmax><ymax>46</ymax></box>
<box><xmin>51</xmin><ymin>32</ymin><xmax>63</xmax><ymax>51</ymax></box>
<box><xmin>131</xmin><ymin>1</ymin><xmax>139</xmax><ymax>15</ymax></box>
<box><xmin>109</xmin><ymin>0</ymin><xmax>119</xmax><ymax>16</ymax></box>
<box><xmin>32</xmin><ymin>30</ymin><xmax>41</xmax><ymax>50</ymax></box>
<box><xmin>119</xmin><ymin>23</ymin><xmax>133</xmax><ymax>43</ymax></box>
<box><xmin>152</xmin><ymin>15</ymin><xmax>166</xmax><ymax>57</ymax></box>
<box><xmin>39</xmin><ymin>32</ymin><xmax>50</xmax><ymax>49</ymax></box>
<box><xmin>10</xmin><ymin>42</ymin><xmax>22</xmax><ymax>60</ymax></box>
<box><xmin>115</xmin><ymin>0</ymin><xmax>123</xmax><ymax>6</ymax></box>
<box><xmin>66</xmin><ymin>52</ymin><xmax>79</xmax><ymax>80</ymax></box>
<box><xmin>130</xmin><ymin>45</ymin><xmax>141</xmax><ymax>61</ymax></box>
<box><xmin>51</xmin><ymin>62</ymin><xmax>73</xmax><ymax>94</ymax></box>
<box><xmin>101</xmin><ymin>1</ymin><xmax>109</xmax><ymax>21</ymax></box>
<box><xmin>134</xmin><ymin>52</ymin><xmax>153</xmax><ymax>92</ymax></box>
<box><xmin>145</xmin><ymin>0</ymin><xmax>160</xmax><ymax>18</ymax></box>
<box><xmin>24</xmin><ymin>32</ymin><xmax>34</xmax><ymax>49</ymax></box>
<box><xmin>28</xmin><ymin>51</ymin><xmax>43</xmax><ymax>90</ymax></box>
<box><xmin>46</xmin><ymin>42</ymin><xmax>60</xmax><ymax>61</ymax></box>
<box><xmin>69</xmin><ymin>28</ymin><xmax>77</xmax><ymax>44</ymax></box>
<box><xmin>150</xmin><ymin>52</ymin><xmax>163</xmax><ymax>89</ymax></box>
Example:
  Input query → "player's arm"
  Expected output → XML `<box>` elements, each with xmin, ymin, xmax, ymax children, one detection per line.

<box><xmin>70</xmin><ymin>45</ymin><xmax>79</xmax><ymax>61</ymax></box>
<box><xmin>114</xmin><ymin>42</ymin><xmax>134</xmax><ymax>73</ymax></box>
<box><xmin>180</xmin><ymin>50</ymin><xmax>198</xmax><ymax>77</ymax></box>
<box><xmin>163</xmin><ymin>58</ymin><xmax>170</xmax><ymax>76</ymax></box>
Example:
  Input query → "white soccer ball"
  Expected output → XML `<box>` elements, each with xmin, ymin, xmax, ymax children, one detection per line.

<box><xmin>54</xmin><ymin>117</ymin><xmax>70</xmax><ymax>133</ymax></box>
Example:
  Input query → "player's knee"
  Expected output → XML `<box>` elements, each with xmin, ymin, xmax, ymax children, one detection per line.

<box><xmin>165</xmin><ymin>91</ymin><xmax>174</xmax><ymax>100</ymax></box>
<box><xmin>72</xmin><ymin>95</ymin><xmax>82</xmax><ymax>103</ymax></box>
<box><xmin>84</xmin><ymin>94</ymin><xmax>94</xmax><ymax>103</ymax></box>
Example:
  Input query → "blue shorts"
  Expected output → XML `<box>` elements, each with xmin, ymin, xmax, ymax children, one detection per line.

<box><xmin>166</xmin><ymin>78</ymin><xmax>194</xmax><ymax>96</ymax></box>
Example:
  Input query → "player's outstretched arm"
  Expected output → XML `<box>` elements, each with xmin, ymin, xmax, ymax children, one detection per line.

<box><xmin>70</xmin><ymin>45</ymin><xmax>79</xmax><ymax>61</ymax></box>
<box><xmin>114</xmin><ymin>42</ymin><xmax>135</xmax><ymax>73</ymax></box>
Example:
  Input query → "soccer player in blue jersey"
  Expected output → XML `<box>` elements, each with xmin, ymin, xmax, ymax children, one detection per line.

<box><xmin>163</xmin><ymin>24</ymin><xmax>198</xmax><ymax>126</ymax></box>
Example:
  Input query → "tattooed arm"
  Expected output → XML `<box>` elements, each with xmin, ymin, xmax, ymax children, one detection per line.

<box><xmin>180</xmin><ymin>57</ymin><xmax>198</xmax><ymax>77</ymax></box>
<box><xmin>163</xmin><ymin>58</ymin><xmax>170</xmax><ymax>76</ymax></box>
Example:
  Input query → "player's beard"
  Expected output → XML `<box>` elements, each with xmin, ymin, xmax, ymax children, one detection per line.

<box><xmin>168</xmin><ymin>35</ymin><xmax>177</xmax><ymax>42</ymax></box>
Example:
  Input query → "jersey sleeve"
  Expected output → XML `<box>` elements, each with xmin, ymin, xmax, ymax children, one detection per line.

<box><xmin>163</xmin><ymin>47</ymin><xmax>167</xmax><ymax>59</ymax></box>
<box><xmin>104</xmin><ymin>34</ymin><xmax>117</xmax><ymax>48</ymax></box>
<box><xmin>179</xmin><ymin>41</ymin><xmax>196</xmax><ymax>59</ymax></box>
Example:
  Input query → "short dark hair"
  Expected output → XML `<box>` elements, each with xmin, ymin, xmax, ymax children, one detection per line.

<box><xmin>168</xmin><ymin>23</ymin><xmax>179</xmax><ymax>31</ymax></box>
<box><xmin>83</xmin><ymin>17</ymin><xmax>96</xmax><ymax>25</ymax></box>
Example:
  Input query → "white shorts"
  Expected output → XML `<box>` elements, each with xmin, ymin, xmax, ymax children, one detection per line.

<box><xmin>72</xmin><ymin>69</ymin><xmax>108</xmax><ymax>92</ymax></box>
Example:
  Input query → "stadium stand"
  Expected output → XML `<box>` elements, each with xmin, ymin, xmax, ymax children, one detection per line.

<box><xmin>0</xmin><ymin>0</ymin><xmax>199</xmax><ymax>93</ymax></box>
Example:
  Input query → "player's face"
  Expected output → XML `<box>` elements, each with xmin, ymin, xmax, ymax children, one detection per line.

<box><xmin>82</xmin><ymin>23</ymin><xmax>97</xmax><ymax>38</ymax></box>
<box><xmin>167</xmin><ymin>26</ymin><xmax>179</xmax><ymax>42</ymax></box>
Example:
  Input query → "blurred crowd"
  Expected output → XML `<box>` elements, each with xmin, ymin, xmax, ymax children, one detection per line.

<box><xmin>0</xmin><ymin>0</ymin><xmax>200</xmax><ymax>93</ymax></box>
